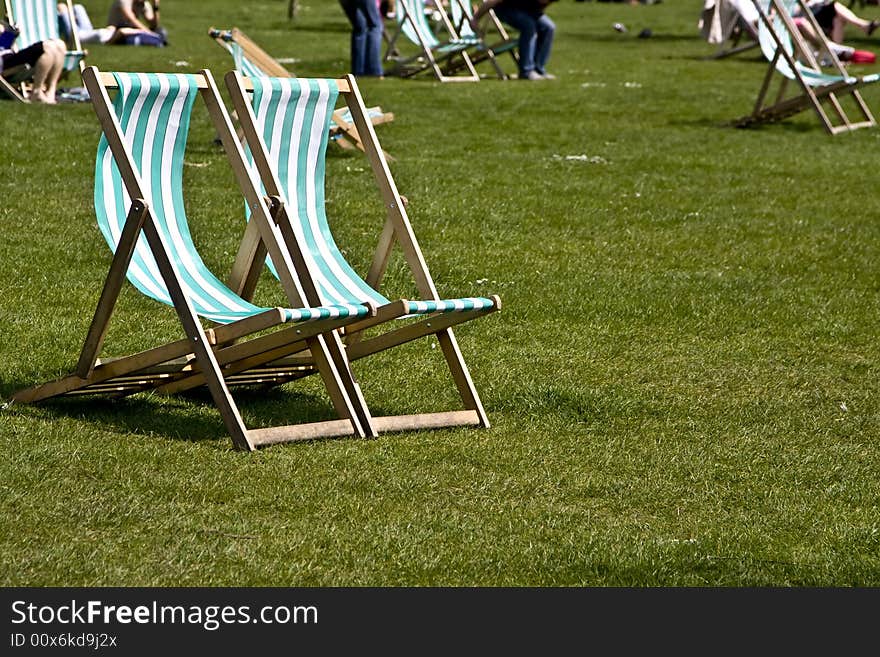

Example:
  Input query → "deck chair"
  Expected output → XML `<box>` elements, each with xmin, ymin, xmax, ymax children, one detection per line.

<box><xmin>3</xmin><ymin>0</ymin><xmax>86</xmax><ymax>99</ymax></box>
<box><xmin>12</xmin><ymin>67</ymin><xmax>381</xmax><ymax>451</ymax></box>
<box><xmin>209</xmin><ymin>27</ymin><xmax>394</xmax><ymax>157</ymax></box>
<box><xmin>447</xmin><ymin>0</ymin><xmax>518</xmax><ymax>79</ymax></box>
<box><xmin>0</xmin><ymin>59</ymin><xmax>30</xmax><ymax>101</ymax></box>
<box><xmin>735</xmin><ymin>0</ymin><xmax>879</xmax><ymax>134</ymax></box>
<box><xmin>225</xmin><ymin>71</ymin><xmax>501</xmax><ymax>434</ymax></box>
<box><xmin>700</xmin><ymin>0</ymin><xmax>760</xmax><ymax>59</ymax></box>
<box><xmin>384</xmin><ymin>0</ymin><xmax>480</xmax><ymax>81</ymax></box>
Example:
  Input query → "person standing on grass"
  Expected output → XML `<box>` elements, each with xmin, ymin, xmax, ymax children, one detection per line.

<box><xmin>470</xmin><ymin>0</ymin><xmax>558</xmax><ymax>80</ymax></box>
<box><xmin>339</xmin><ymin>0</ymin><xmax>385</xmax><ymax>77</ymax></box>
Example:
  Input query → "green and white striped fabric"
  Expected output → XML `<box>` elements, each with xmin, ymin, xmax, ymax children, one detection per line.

<box><xmin>247</xmin><ymin>76</ymin><xmax>496</xmax><ymax>317</ymax></box>
<box><xmin>228</xmin><ymin>41</ymin><xmax>265</xmax><ymax>81</ymax></box>
<box><xmin>395</xmin><ymin>0</ymin><xmax>477</xmax><ymax>54</ymax></box>
<box><xmin>9</xmin><ymin>0</ymin><xmax>84</xmax><ymax>71</ymax></box>
<box><xmin>448</xmin><ymin>0</ymin><xmax>516</xmax><ymax>53</ymax></box>
<box><xmin>757</xmin><ymin>0</ymin><xmax>880</xmax><ymax>86</ymax></box>
<box><xmin>93</xmin><ymin>72</ymin><xmax>371</xmax><ymax>326</ymax></box>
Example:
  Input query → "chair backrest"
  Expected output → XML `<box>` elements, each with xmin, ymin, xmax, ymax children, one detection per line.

<box><xmin>6</xmin><ymin>0</ymin><xmax>82</xmax><ymax>69</ymax></box>
<box><xmin>755</xmin><ymin>0</ymin><xmax>855</xmax><ymax>85</ymax></box>
<box><xmin>448</xmin><ymin>0</ymin><xmax>476</xmax><ymax>39</ymax></box>
<box><xmin>245</xmin><ymin>76</ymin><xmax>392</xmax><ymax>309</ymax></box>
<box><xmin>7</xmin><ymin>0</ymin><xmax>56</xmax><ymax>47</ymax></box>
<box><xmin>229</xmin><ymin>40</ymin><xmax>269</xmax><ymax>79</ymax></box>
<box><xmin>395</xmin><ymin>0</ymin><xmax>442</xmax><ymax>48</ymax></box>
<box><xmin>94</xmin><ymin>72</ymin><xmax>300</xmax><ymax>325</ymax></box>
<box><xmin>211</xmin><ymin>28</ymin><xmax>291</xmax><ymax>77</ymax></box>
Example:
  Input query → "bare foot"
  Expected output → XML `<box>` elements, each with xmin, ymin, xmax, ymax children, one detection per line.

<box><xmin>28</xmin><ymin>89</ymin><xmax>56</xmax><ymax>104</ymax></box>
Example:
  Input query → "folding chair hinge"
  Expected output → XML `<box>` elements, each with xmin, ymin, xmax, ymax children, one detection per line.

<box><xmin>265</xmin><ymin>195</ymin><xmax>285</xmax><ymax>224</ymax></box>
<box><xmin>193</xmin><ymin>329</ymin><xmax>217</xmax><ymax>346</ymax></box>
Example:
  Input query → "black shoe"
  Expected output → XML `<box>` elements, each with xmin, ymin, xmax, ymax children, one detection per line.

<box><xmin>869</xmin><ymin>20</ymin><xmax>879</xmax><ymax>37</ymax></box>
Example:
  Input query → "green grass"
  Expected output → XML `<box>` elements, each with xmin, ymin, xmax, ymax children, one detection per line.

<box><xmin>2</xmin><ymin>0</ymin><xmax>880</xmax><ymax>586</ymax></box>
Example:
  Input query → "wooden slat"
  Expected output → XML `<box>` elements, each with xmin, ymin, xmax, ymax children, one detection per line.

<box><xmin>237</xmin><ymin>75</ymin><xmax>351</xmax><ymax>93</ymax></box>
<box><xmin>248</xmin><ymin>419</ymin><xmax>359</xmax><ymax>446</ymax></box>
<box><xmin>372</xmin><ymin>410</ymin><xmax>481</xmax><ymax>432</ymax></box>
<box><xmin>346</xmin><ymin>303</ymin><xmax>499</xmax><ymax>361</ymax></box>
<box><xmin>76</xmin><ymin>199</ymin><xmax>149</xmax><ymax>378</ymax></box>
<box><xmin>95</xmin><ymin>70</ymin><xmax>209</xmax><ymax>89</ymax></box>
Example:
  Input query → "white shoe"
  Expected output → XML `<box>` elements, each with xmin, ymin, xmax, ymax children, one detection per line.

<box><xmin>519</xmin><ymin>70</ymin><xmax>543</xmax><ymax>81</ymax></box>
<box><xmin>539</xmin><ymin>72</ymin><xmax>557</xmax><ymax>80</ymax></box>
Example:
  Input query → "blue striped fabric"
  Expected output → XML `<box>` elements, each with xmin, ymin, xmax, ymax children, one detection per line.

<box><xmin>757</xmin><ymin>0</ymin><xmax>880</xmax><ymax>86</ymax></box>
<box><xmin>93</xmin><ymin>72</ymin><xmax>370</xmax><ymax>326</ymax></box>
<box><xmin>9</xmin><ymin>0</ymin><xmax>85</xmax><ymax>72</ymax></box>
<box><xmin>246</xmin><ymin>76</ymin><xmax>496</xmax><ymax>317</ymax></box>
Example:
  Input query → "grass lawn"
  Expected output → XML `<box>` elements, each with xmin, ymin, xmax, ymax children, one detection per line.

<box><xmin>1</xmin><ymin>0</ymin><xmax>879</xmax><ymax>586</ymax></box>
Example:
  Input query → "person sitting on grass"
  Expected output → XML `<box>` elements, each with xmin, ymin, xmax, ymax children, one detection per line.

<box><xmin>1</xmin><ymin>21</ymin><xmax>65</xmax><ymax>103</ymax></box>
<box><xmin>58</xmin><ymin>3</ymin><xmax>164</xmax><ymax>46</ymax></box>
<box><xmin>798</xmin><ymin>0</ymin><xmax>880</xmax><ymax>44</ymax></box>
<box><xmin>107</xmin><ymin>0</ymin><xmax>167</xmax><ymax>45</ymax></box>
<box><xmin>469</xmin><ymin>0</ymin><xmax>559</xmax><ymax>81</ymax></box>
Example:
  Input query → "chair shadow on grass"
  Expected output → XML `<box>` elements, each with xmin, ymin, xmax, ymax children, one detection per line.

<box><xmin>0</xmin><ymin>378</ymin><xmax>371</xmax><ymax>447</ymax></box>
<box><xmin>669</xmin><ymin>115</ymin><xmax>820</xmax><ymax>133</ymax></box>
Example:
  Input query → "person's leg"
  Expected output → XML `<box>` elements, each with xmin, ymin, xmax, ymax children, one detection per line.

<box><xmin>340</xmin><ymin>0</ymin><xmax>368</xmax><ymax>75</ymax></box>
<box><xmin>73</xmin><ymin>4</ymin><xmax>95</xmax><ymax>32</ymax></box>
<box><xmin>831</xmin><ymin>2</ymin><xmax>876</xmax><ymax>41</ymax></box>
<box><xmin>361</xmin><ymin>0</ymin><xmax>384</xmax><ymax>75</ymax></box>
<box><xmin>533</xmin><ymin>13</ymin><xmax>555</xmax><ymax>77</ymax></box>
<box><xmin>57</xmin><ymin>3</ymin><xmax>73</xmax><ymax>40</ymax></box>
<box><xmin>24</xmin><ymin>41</ymin><xmax>59</xmax><ymax>103</ymax></box>
<box><xmin>61</xmin><ymin>2</ymin><xmax>101</xmax><ymax>43</ymax></box>
<box><xmin>38</xmin><ymin>39</ymin><xmax>65</xmax><ymax>101</ymax></box>
<box><xmin>495</xmin><ymin>6</ymin><xmax>539</xmax><ymax>78</ymax></box>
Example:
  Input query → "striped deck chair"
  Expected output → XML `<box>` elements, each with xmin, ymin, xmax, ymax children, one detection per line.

<box><xmin>700</xmin><ymin>0</ymin><xmax>760</xmax><ymax>60</ymax></box>
<box><xmin>448</xmin><ymin>0</ymin><xmax>518</xmax><ymax>79</ymax></box>
<box><xmin>209</xmin><ymin>27</ymin><xmax>395</xmax><ymax>158</ymax></box>
<box><xmin>384</xmin><ymin>0</ymin><xmax>480</xmax><ymax>81</ymax></box>
<box><xmin>225</xmin><ymin>71</ymin><xmax>501</xmax><ymax>435</ymax></box>
<box><xmin>3</xmin><ymin>0</ymin><xmax>85</xmax><ymax>99</ymax></box>
<box><xmin>0</xmin><ymin>58</ymin><xmax>31</xmax><ymax>101</ymax></box>
<box><xmin>12</xmin><ymin>67</ymin><xmax>380</xmax><ymax>451</ymax></box>
<box><xmin>735</xmin><ymin>0</ymin><xmax>879</xmax><ymax>134</ymax></box>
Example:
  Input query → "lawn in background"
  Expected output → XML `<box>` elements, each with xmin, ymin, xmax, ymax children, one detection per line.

<box><xmin>1</xmin><ymin>0</ymin><xmax>879</xmax><ymax>586</ymax></box>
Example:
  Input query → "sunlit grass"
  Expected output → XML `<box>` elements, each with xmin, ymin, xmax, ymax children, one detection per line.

<box><xmin>1</xmin><ymin>0</ymin><xmax>879</xmax><ymax>586</ymax></box>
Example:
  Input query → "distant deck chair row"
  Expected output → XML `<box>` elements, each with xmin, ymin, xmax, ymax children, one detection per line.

<box><xmin>12</xmin><ymin>66</ymin><xmax>500</xmax><ymax>451</ymax></box>
<box><xmin>209</xmin><ymin>27</ymin><xmax>395</xmax><ymax>157</ymax></box>
<box><xmin>1</xmin><ymin>0</ymin><xmax>86</xmax><ymax>102</ymax></box>
<box><xmin>384</xmin><ymin>0</ymin><xmax>517</xmax><ymax>81</ymax></box>
<box><xmin>736</xmin><ymin>0</ymin><xmax>879</xmax><ymax>134</ymax></box>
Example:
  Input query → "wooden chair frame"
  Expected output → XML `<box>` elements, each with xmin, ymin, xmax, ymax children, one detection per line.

<box><xmin>384</xmin><ymin>0</ymin><xmax>480</xmax><ymax>82</ymax></box>
<box><xmin>225</xmin><ymin>71</ymin><xmax>500</xmax><ymax>435</ymax></box>
<box><xmin>736</xmin><ymin>0</ymin><xmax>878</xmax><ymax>134</ymax></box>
<box><xmin>0</xmin><ymin>62</ymin><xmax>30</xmax><ymax>101</ymax></box>
<box><xmin>447</xmin><ymin>0</ymin><xmax>519</xmax><ymax>79</ymax></box>
<box><xmin>13</xmin><ymin>67</ymin><xmax>380</xmax><ymax>450</ymax></box>
<box><xmin>701</xmin><ymin>0</ymin><xmax>760</xmax><ymax>60</ymax></box>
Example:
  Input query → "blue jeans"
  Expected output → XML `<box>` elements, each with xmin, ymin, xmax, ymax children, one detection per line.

<box><xmin>339</xmin><ymin>0</ymin><xmax>384</xmax><ymax>76</ymax></box>
<box><xmin>494</xmin><ymin>7</ymin><xmax>555</xmax><ymax>77</ymax></box>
